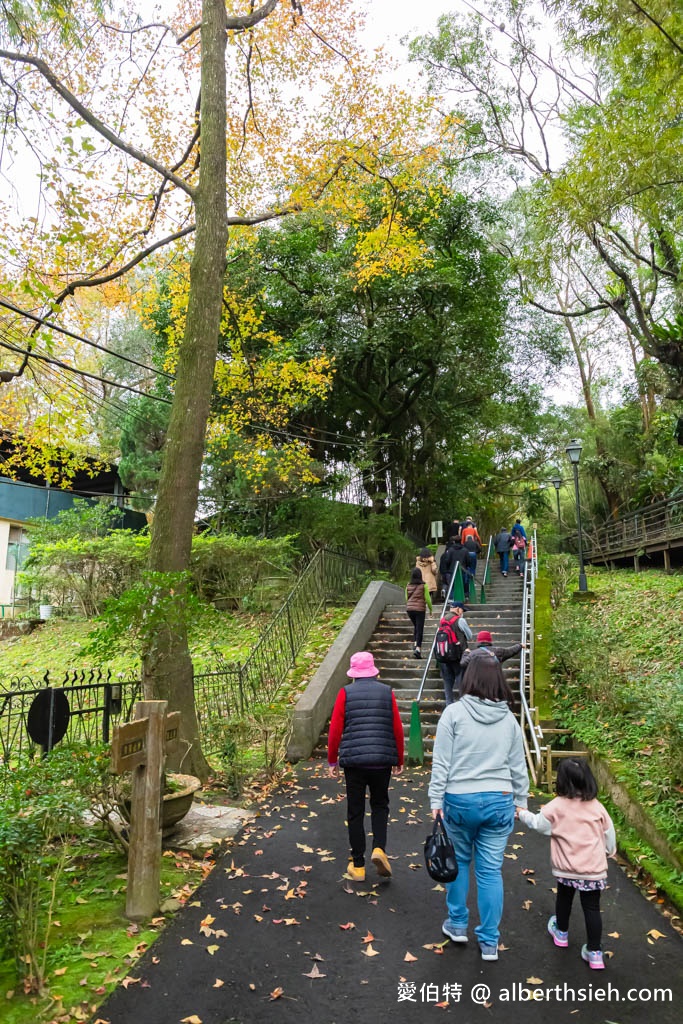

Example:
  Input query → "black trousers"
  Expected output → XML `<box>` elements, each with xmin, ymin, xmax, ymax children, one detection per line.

<box><xmin>406</xmin><ymin>609</ymin><xmax>425</xmax><ymax>648</ymax></box>
<box><xmin>555</xmin><ymin>882</ymin><xmax>602</xmax><ymax>950</ymax></box>
<box><xmin>344</xmin><ymin>766</ymin><xmax>392</xmax><ymax>866</ymax></box>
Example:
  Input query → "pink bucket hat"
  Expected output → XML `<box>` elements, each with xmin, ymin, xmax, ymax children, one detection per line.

<box><xmin>347</xmin><ymin>651</ymin><xmax>379</xmax><ymax>678</ymax></box>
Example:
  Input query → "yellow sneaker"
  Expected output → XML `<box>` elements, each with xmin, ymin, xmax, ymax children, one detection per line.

<box><xmin>371</xmin><ymin>848</ymin><xmax>392</xmax><ymax>877</ymax></box>
<box><xmin>347</xmin><ymin>862</ymin><xmax>365</xmax><ymax>881</ymax></box>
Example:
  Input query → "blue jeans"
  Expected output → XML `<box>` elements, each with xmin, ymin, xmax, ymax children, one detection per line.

<box><xmin>467</xmin><ymin>551</ymin><xmax>477</xmax><ymax>578</ymax></box>
<box><xmin>442</xmin><ymin>792</ymin><xmax>515</xmax><ymax>947</ymax></box>
<box><xmin>438</xmin><ymin>661</ymin><xmax>463</xmax><ymax>704</ymax></box>
<box><xmin>498</xmin><ymin>551</ymin><xmax>509</xmax><ymax>574</ymax></box>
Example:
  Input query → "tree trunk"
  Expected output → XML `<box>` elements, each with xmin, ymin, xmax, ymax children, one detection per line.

<box><xmin>142</xmin><ymin>0</ymin><xmax>228</xmax><ymax>780</ymax></box>
<box><xmin>561</xmin><ymin>304</ymin><xmax>621</xmax><ymax>518</ymax></box>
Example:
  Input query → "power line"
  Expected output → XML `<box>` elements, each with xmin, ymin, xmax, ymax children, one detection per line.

<box><xmin>0</xmin><ymin>335</ymin><xmax>172</xmax><ymax>403</ymax></box>
<box><xmin>0</xmin><ymin>295</ymin><xmax>175</xmax><ymax>380</ymax></box>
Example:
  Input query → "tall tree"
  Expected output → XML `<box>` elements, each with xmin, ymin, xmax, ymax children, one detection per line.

<box><xmin>0</xmin><ymin>1</ymin><xmax>436</xmax><ymax>776</ymax></box>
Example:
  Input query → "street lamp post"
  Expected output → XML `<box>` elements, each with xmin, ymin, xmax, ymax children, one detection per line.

<box><xmin>564</xmin><ymin>439</ymin><xmax>588</xmax><ymax>593</ymax></box>
<box><xmin>550</xmin><ymin>475</ymin><xmax>562</xmax><ymax>548</ymax></box>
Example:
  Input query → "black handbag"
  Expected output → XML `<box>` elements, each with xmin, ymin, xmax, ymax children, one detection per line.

<box><xmin>424</xmin><ymin>812</ymin><xmax>458</xmax><ymax>883</ymax></box>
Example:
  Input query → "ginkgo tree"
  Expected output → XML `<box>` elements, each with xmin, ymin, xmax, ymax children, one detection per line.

<box><xmin>0</xmin><ymin>0</ymin><xmax>447</xmax><ymax>776</ymax></box>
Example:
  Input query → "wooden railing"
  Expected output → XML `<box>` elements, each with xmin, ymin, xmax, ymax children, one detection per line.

<box><xmin>567</xmin><ymin>495</ymin><xmax>683</xmax><ymax>561</ymax></box>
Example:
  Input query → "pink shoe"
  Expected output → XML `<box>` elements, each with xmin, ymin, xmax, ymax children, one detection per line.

<box><xmin>548</xmin><ymin>916</ymin><xmax>568</xmax><ymax>947</ymax></box>
<box><xmin>581</xmin><ymin>944</ymin><xmax>604</xmax><ymax>969</ymax></box>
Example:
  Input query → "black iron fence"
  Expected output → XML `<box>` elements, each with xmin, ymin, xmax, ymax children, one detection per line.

<box><xmin>0</xmin><ymin>669</ymin><xmax>141</xmax><ymax>761</ymax></box>
<box><xmin>193</xmin><ymin>547</ymin><xmax>369</xmax><ymax>757</ymax></box>
<box><xmin>0</xmin><ymin>548</ymin><xmax>369</xmax><ymax>762</ymax></box>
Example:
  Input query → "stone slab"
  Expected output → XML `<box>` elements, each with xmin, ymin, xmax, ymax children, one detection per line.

<box><xmin>164</xmin><ymin>801</ymin><xmax>254</xmax><ymax>853</ymax></box>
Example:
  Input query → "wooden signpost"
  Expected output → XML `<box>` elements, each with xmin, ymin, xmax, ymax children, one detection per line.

<box><xmin>111</xmin><ymin>701</ymin><xmax>181</xmax><ymax>921</ymax></box>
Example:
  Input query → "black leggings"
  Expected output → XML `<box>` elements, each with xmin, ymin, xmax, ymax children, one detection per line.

<box><xmin>555</xmin><ymin>883</ymin><xmax>602</xmax><ymax>951</ymax></box>
<box><xmin>406</xmin><ymin>609</ymin><xmax>425</xmax><ymax>648</ymax></box>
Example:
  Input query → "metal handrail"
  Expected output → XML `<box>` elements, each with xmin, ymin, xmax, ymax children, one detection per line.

<box><xmin>518</xmin><ymin>529</ymin><xmax>543</xmax><ymax>780</ymax></box>
<box><xmin>415</xmin><ymin>561</ymin><xmax>463</xmax><ymax>703</ymax></box>
<box><xmin>483</xmin><ymin>534</ymin><xmax>493</xmax><ymax>581</ymax></box>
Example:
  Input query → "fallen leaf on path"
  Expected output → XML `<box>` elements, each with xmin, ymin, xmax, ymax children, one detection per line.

<box><xmin>608</xmin><ymin>931</ymin><xmax>620</xmax><ymax>939</ymax></box>
<box><xmin>498</xmin><ymin>944</ymin><xmax>510</xmax><ymax>951</ymax></box>
<box><xmin>180</xmin><ymin>1016</ymin><xmax>202</xmax><ymax>1023</ymax></box>
<box><xmin>362</xmin><ymin>944</ymin><xmax>380</xmax><ymax>957</ymax></box>
<box><xmin>339</xmin><ymin>922</ymin><xmax>355</xmax><ymax>930</ymax></box>
<box><xmin>206</xmin><ymin>945</ymin><xmax>219</xmax><ymax>956</ymax></box>
<box><xmin>504</xmin><ymin>853</ymin><xmax>517</xmax><ymax>860</ymax></box>
<box><xmin>522</xmin><ymin>868</ymin><xmax>535</xmax><ymax>875</ymax></box>
<box><xmin>647</xmin><ymin>929</ymin><xmax>666</xmax><ymax>940</ymax></box>
<box><xmin>121</xmin><ymin>977</ymin><xmax>140</xmax><ymax>989</ymax></box>
<box><xmin>302</xmin><ymin>963</ymin><xmax>326</xmax><ymax>979</ymax></box>
<box><xmin>269</xmin><ymin>987</ymin><xmax>284</xmax><ymax>1000</ymax></box>
<box><xmin>53</xmin><ymin>968</ymin><xmax>67</xmax><ymax>977</ymax></box>
<box><xmin>249</xmin><ymin>983</ymin><xmax>256</xmax><ymax>991</ymax></box>
<box><xmin>404</xmin><ymin>952</ymin><xmax>418</xmax><ymax>962</ymax></box>
<box><xmin>180</xmin><ymin>939</ymin><xmax>193</xmax><ymax>946</ymax></box>
<box><xmin>362</xmin><ymin>931</ymin><xmax>374</xmax><ymax>944</ymax></box>
<box><xmin>213</xmin><ymin>979</ymin><xmax>224</xmax><ymax>988</ymax></box>
<box><xmin>522</xmin><ymin>900</ymin><xmax>533</xmax><ymax>911</ymax></box>
<box><xmin>526</xmin><ymin>976</ymin><xmax>543</xmax><ymax>985</ymax></box>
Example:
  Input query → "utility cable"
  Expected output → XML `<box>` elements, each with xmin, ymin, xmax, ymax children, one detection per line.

<box><xmin>0</xmin><ymin>295</ymin><xmax>175</xmax><ymax>381</ymax></box>
<box><xmin>0</xmin><ymin>336</ymin><xmax>172</xmax><ymax>403</ymax></box>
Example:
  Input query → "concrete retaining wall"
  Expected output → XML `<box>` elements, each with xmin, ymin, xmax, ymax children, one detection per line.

<box><xmin>286</xmin><ymin>580</ymin><xmax>404</xmax><ymax>762</ymax></box>
<box><xmin>590</xmin><ymin>755</ymin><xmax>683</xmax><ymax>874</ymax></box>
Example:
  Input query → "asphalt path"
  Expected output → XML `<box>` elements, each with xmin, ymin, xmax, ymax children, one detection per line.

<box><xmin>98</xmin><ymin>762</ymin><xmax>683</xmax><ymax>1024</ymax></box>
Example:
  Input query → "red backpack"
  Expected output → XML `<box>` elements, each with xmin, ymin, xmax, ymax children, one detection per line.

<box><xmin>435</xmin><ymin>617</ymin><xmax>463</xmax><ymax>663</ymax></box>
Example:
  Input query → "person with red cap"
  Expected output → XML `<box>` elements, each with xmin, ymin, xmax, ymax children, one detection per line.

<box><xmin>460</xmin><ymin>630</ymin><xmax>524</xmax><ymax>668</ymax></box>
<box><xmin>328</xmin><ymin>651</ymin><xmax>404</xmax><ymax>882</ymax></box>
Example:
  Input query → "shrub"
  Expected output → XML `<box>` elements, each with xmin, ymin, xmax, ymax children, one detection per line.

<box><xmin>0</xmin><ymin>749</ymin><xmax>102</xmax><ymax>993</ymax></box>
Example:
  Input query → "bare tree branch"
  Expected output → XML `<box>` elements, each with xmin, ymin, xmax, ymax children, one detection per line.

<box><xmin>0</xmin><ymin>47</ymin><xmax>196</xmax><ymax>197</ymax></box>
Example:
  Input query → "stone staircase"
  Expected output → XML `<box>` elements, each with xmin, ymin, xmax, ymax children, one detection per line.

<box><xmin>368</xmin><ymin>569</ymin><xmax>525</xmax><ymax>760</ymax></box>
<box><xmin>310</xmin><ymin>567</ymin><xmax>526</xmax><ymax>761</ymax></box>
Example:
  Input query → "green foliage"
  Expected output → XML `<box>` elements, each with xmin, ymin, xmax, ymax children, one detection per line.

<box><xmin>0</xmin><ymin>748</ymin><xmax>100</xmax><ymax>992</ymax></box>
<box><xmin>273</xmin><ymin>495</ymin><xmax>414</xmax><ymax>571</ymax></box>
<box><xmin>551</xmin><ymin>569</ymin><xmax>683</xmax><ymax>853</ymax></box>
<box><xmin>19</xmin><ymin>518</ymin><xmax>300</xmax><ymax>620</ymax></box>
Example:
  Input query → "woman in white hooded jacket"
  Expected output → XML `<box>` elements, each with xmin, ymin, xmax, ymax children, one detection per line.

<box><xmin>428</xmin><ymin>656</ymin><xmax>529</xmax><ymax>962</ymax></box>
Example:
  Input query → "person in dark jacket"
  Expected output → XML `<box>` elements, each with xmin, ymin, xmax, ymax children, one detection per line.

<box><xmin>460</xmin><ymin>630</ymin><xmax>525</xmax><ymax>670</ymax></box>
<box><xmin>448</xmin><ymin>537</ymin><xmax>471</xmax><ymax>600</ymax></box>
<box><xmin>436</xmin><ymin>602</ymin><xmax>473</xmax><ymax>704</ymax></box>
<box><xmin>447</xmin><ymin>518</ymin><xmax>462</xmax><ymax>542</ymax></box>
<box><xmin>439</xmin><ymin>541</ymin><xmax>457</xmax><ymax>598</ymax></box>
<box><xmin>328</xmin><ymin>651</ymin><xmax>404</xmax><ymax>881</ymax></box>
<box><xmin>493</xmin><ymin>527</ymin><xmax>513</xmax><ymax>576</ymax></box>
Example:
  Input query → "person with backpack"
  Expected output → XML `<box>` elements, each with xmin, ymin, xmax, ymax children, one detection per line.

<box><xmin>405</xmin><ymin>567</ymin><xmax>432</xmax><ymax>659</ymax></box>
<box><xmin>493</xmin><ymin>527</ymin><xmax>513</xmax><ymax>577</ymax></box>
<box><xmin>510</xmin><ymin>519</ymin><xmax>527</xmax><ymax>541</ymax></box>
<box><xmin>511</xmin><ymin>532</ymin><xmax>527</xmax><ymax>575</ymax></box>
<box><xmin>518</xmin><ymin>758</ymin><xmax>616</xmax><ymax>970</ymax></box>
<box><xmin>415</xmin><ymin>548</ymin><xmax>439</xmax><ymax>605</ymax></box>
<box><xmin>461</xmin><ymin>518</ymin><xmax>481</xmax><ymax>547</ymax></box>
<box><xmin>435</xmin><ymin>603</ymin><xmax>472</xmax><ymax>704</ymax></box>
<box><xmin>463</xmin><ymin>532</ymin><xmax>482</xmax><ymax>585</ymax></box>
<box><xmin>327</xmin><ymin>651</ymin><xmax>404</xmax><ymax>882</ymax></box>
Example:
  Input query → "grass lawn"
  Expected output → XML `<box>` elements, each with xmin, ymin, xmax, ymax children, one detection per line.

<box><xmin>0</xmin><ymin>601</ymin><xmax>355</xmax><ymax>1022</ymax></box>
<box><xmin>551</xmin><ymin>567</ymin><xmax>683</xmax><ymax>903</ymax></box>
<box><xmin>0</xmin><ymin>837</ymin><xmax>212</xmax><ymax>1024</ymax></box>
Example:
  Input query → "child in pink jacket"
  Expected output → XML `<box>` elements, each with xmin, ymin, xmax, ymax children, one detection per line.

<box><xmin>518</xmin><ymin>758</ymin><xmax>616</xmax><ymax>970</ymax></box>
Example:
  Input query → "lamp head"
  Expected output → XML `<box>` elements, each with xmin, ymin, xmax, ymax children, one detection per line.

<box><xmin>565</xmin><ymin>439</ymin><xmax>582</xmax><ymax>465</ymax></box>
<box><xmin>550</xmin><ymin>475</ymin><xmax>562</xmax><ymax>490</ymax></box>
